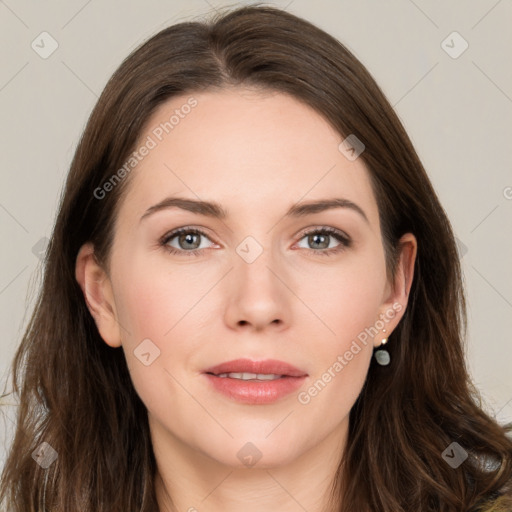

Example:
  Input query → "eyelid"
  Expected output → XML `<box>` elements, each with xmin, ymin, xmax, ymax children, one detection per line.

<box><xmin>296</xmin><ymin>225</ymin><xmax>350</xmax><ymax>240</ymax></box>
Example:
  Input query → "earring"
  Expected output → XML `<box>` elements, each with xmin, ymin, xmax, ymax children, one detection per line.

<box><xmin>374</xmin><ymin>328</ymin><xmax>390</xmax><ymax>366</ymax></box>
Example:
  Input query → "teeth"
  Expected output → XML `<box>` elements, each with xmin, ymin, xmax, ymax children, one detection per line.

<box><xmin>216</xmin><ymin>372</ymin><xmax>283</xmax><ymax>380</ymax></box>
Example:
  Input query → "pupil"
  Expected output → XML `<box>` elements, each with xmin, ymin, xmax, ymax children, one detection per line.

<box><xmin>311</xmin><ymin>234</ymin><xmax>328</xmax><ymax>249</ymax></box>
<box><xmin>181</xmin><ymin>233</ymin><xmax>199</xmax><ymax>249</ymax></box>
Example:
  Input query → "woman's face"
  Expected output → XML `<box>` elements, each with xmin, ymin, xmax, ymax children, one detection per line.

<box><xmin>77</xmin><ymin>87</ymin><xmax>415</xmax><ymax>470</ymax></box>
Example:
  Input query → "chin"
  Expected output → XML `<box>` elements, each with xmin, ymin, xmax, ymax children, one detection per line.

<box><xmin>203</xmin><ymin>435</ymin><xmax>307</xmax><ymax>470</ymax></box>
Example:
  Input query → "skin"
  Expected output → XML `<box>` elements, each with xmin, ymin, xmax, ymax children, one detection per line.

<box><xmin>75</xmin><ymin>87</ymin><xmax>417</xmax><ymax>512</ymax></box>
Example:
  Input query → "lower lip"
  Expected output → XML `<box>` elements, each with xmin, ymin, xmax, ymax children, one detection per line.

<box><xmin>204</xmin><ymin>374</ymin><xmax>307</xmax><ymax>404</ymax></box>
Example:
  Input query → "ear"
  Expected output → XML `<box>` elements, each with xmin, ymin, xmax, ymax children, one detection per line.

<box><xmin>375</xmin><ymin>233</ymin><xmax>417</xmax><ymax>347</ymax></box>
<box><xmin>75</xmin><ymin>242</ymin><xmax>122</xmax><ymax>348</ymax></box>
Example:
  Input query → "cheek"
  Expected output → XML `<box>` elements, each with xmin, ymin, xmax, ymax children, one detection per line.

<box><xmin>112</xmin><ymin>256</ymin><xmax>208</xmax><ymax>379</ymax></box>
<box><xmin>117</xmin><ymin>281</ymin><xmax>171</xmax><ymax>344</ymax></box>
<box><xmin>296</xmin><ymin>248</ymin><xmax>386</xmax><ymax>409</ymax></box>
<box><xmin>113</xmin><ymin>250</ymin><xmax>203</xmax><ymax>343</ymax></box>
<box><xmin>113</xmin><ymin>268</ymin><xmax>193</xmax><ymax>412</ymax></box>
<box><xmin>303</xmin><ymin>251</ymin><xmax>387</xmax><ymax>341</ymax></box>
<box><xmin>298</xmin><ymin>277</ymin><xmax>379</xmax><ymax>420</ymax></box>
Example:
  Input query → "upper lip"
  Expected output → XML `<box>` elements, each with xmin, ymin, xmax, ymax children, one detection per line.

<box><xmin>204</xmin><ymin>358</ymin><xmax>308</xmax><ymax>377</ymax></box>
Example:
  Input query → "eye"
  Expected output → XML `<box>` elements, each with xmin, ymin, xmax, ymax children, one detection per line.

<box><xmin>295</xmin><ymin>227</ymin><xmax>352</xmax><ymax>256</ymax></box>
<box><xmin>159</xmin><ymin>227</ymin><xmax>215</xmax><ymax>257</ymax></box>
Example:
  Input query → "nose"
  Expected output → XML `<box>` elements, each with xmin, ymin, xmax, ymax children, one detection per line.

<box><xmin>223</xmin><ymin>243</ymin><xmax>291</xmax><ymax>333</ymax></box>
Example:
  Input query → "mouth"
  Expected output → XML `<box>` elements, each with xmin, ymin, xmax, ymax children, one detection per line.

<box><xmin>202</xmin><ymin>358</ymin><xmax>308</xmax><ymax>404</ymax></box>
<box><xmin>204</xmin><ymin>358</ymin><xmax>308</xmax><ymax>378</ymax></box>
<box><xmin>210</xmin><ymin>372</ymin><xmax>288</xmax><ymax>381</ymax></box>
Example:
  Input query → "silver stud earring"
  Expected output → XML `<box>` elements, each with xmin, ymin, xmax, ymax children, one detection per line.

<box><xmin>374</xmin><ymin>328</ymin><xmax>390</xmax><ymax>366</ymax></box>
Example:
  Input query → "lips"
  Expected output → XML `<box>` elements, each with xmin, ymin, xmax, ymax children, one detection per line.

<box><xmin>203</xmin><ymin>358</ymin><xmax>308</xmax><ymax>378</ymax></box>
<box><xmin>203</xmin><ymin>358</ymin><xmax>308</xmax><ymax>405</ymax></box>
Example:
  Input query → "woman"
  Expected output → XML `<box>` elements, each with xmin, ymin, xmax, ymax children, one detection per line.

<box><xmin>1</xmin><ymin>5</ymin><xmax>511</xmax><ymax>511</ymax></box>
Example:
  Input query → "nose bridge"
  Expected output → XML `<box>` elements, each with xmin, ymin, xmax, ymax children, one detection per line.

<box><xmin>234</xmin><ymin>233</ymin><xmax>281</xmax><ymax>293</ymax></box>
<box><xmin>224</xmin><ymin>232</ymin><xmax>290</xmax><ymax>329</ymax></box>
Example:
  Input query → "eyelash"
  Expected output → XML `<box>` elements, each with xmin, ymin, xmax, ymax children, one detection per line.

<box><xmin>159</xmin><ymin>226</ymin><xmax>352</xmax><ymax>257</ymax></box>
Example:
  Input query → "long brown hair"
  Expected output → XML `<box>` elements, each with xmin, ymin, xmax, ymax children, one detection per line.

<box><xmin>1</xmin><ymin>4</ymin><xmax>511</xmax><ymax>511</ymax></box>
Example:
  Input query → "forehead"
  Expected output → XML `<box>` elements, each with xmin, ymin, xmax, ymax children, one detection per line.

<box><xmin>117</xmin><ymin>87</ymin><xmax>379</xmax><ymax>229</ymax></box>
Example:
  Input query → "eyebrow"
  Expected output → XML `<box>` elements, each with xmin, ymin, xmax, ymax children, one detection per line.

<box><xmin>139</xmin><ymin>196</ymin><xmax>369</xmax><ymax>224</ymax></box>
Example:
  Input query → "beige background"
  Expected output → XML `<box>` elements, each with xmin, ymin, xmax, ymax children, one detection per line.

<box><xmin>1</xmin><ymin>0</ymin><xmax>511</xmax><ymax>467</ymax></box>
